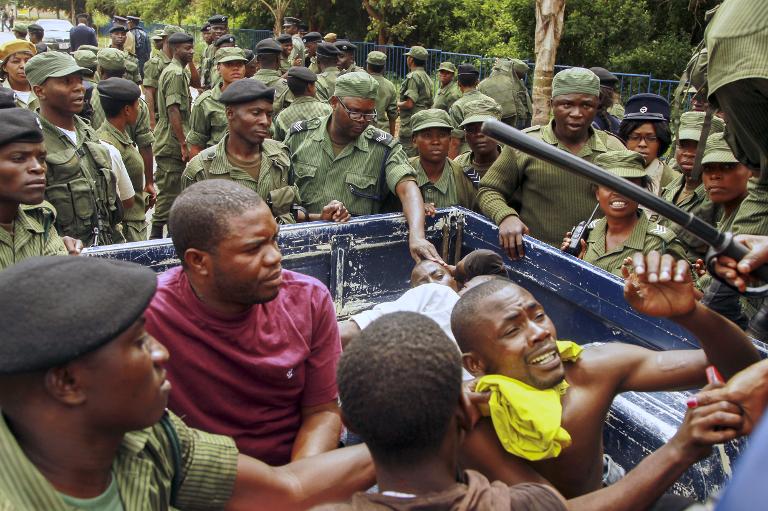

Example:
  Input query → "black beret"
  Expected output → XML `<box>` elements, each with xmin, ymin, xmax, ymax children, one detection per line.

<box><xmin>214</xmin><ymin>34</ymin><xmax>236</xmax><ymax>47</ymax></box>
<box><xmin>283</xmin><ymin>16</ymin><xmax>301</xmax><ymax>26</ymax></box>
<box><xmin>316</xmin><ymin>42</ymin><xmax>341</xmax><ymax>58</ymax></box>
<box><xmin>208</xmin><ymin>14</ymin><xmax>228</xmax><ymax>25</ymax></box>
<box><xmin>334</xmin><ymin>39</ymin><xmax>356</xmax><ymax>52</ymax></box>
<box><xmin>35</xmin><ymin>42</ymin><xmax>48</xmax><ymax>54</ymax></box>
<box><xmin>27</xmin><ymin>23</ymin><xmax>43</xmax><ymax>32</ymax></box>
<box><xmin>287</xmin><ymin>66</ymin><xmax>317</xmax><ymax>82</ymax></box>
<box><xmin>109</xmin><ymin>25</ymin><xmax>127</xmax><ymax>33</ymax></box>
<box><xmin>276</xmin><ymin>34</ymin><xmax>292</xmax><ymax>44</ymax></box>
<box><xmin>0</xmin><ymin>257</ymin><xmax>157</xmax><ymax>374</ymax></box>
<box><xmin>0</xmin><ymin>88</ymin><xmax>16</xmax><ymax>109</ymax></box>
<box><xmin>243</xmin><ymin>49</ymin><xmax>255</xmax><ymax>62</ymax></box>
<box><xmin>219</xmin><ymin>78</ymin><xmax>275</xmax><ymax>105</ymax></box>
<box><xmin>0</xmin><ymin>108</ymin><xmax>43</xmax><ymax>144</ymax></box>
<box><xmin>201</xmin><ymin>23</ymin><xmax>211</xmax><ymax>32</ymax></box>
<box><xmin>168</xmin><ymin>32</ymin><xmax>194</xmax><ymax>45</ymax></box>
<box><xmin>302</xmin><ymin>31</ymin><xmax>322</xmax><ymax>43</ymax></box>
<box><xmin>126</xmin><ymin>15</ymin><xmax>140</xmax><ymax>22</ymax></box>
<box><xmin>255</xmin><ymin>38</ymin><xmax>283</xmax><ymax>55</ymax></box>
<box><xmin>299</xmin><ymin>23</ymin><xmax>309</xmax><ymax>31</ymax></box>
<box><xmin>457</xmin><ymin>63</ymin><xmax>479</xmax><ymax>76</ymax></box>
<box><xmin>113</xmin><ymin>15</ymin><xmax>127</xmax><ymax>22</ymax></box>
<box><xmin>589</xmin><ymin>66</ymin><xmax>619</xmax><ymax>85</ymax></box>
<box><xmin>97</xmin><ymin>77</ymin><xmax>141</xmax><ymax>102</ymax></box>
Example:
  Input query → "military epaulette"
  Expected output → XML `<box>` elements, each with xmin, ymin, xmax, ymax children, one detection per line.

<box><xmin>364</xmin><ymin>127</ymin><xmax>395</xmax><ymax>146</ymax></box>
<box><xmin>647</xmin><ymin>222</ymin><xmax>676</xmax><ymax>241</ymax></box>
<box><xmin>289</xmin><ymin>117</ymin><xmax>322</xmax><ymax>135</ymax></box>
<box><xmin>522</xmin><ymin>124</ymin><xmax>542</xmax><ymax>134</ymax></box>
<box><xmin>602</xmin><ymin>130</ymin><xmax>625</xmax><ymax>146</ymax></box>
<box><xmin>462</xmin><ymin>166</ymin><xmax>481</xmax><ymax>188</ymax></box>
<box><xmin>587</xmin><ymin>219</ymin><xmax>600</xmax><ymax>229</ymax></box>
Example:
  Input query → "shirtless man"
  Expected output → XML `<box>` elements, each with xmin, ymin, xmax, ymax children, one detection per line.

<box><xmin>452</xmin><ymin>252</ymin><xmax>759</xmax><ymax>509</ymax></box>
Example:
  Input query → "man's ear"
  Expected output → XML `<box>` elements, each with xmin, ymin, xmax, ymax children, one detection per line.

<box><xmin>462</xmin><ymin>351</ymin><xmax>486</xmax><ymax>377</ymax></box>
<box><xmin>44</xmin><ymin>366</ymin><xmax>86</xmax><ymax>405</ymax></box>
<box><xmin>183</xmin><ymin>248</ymin><xmax>212</xmax><ymax>277</ymax></box>
<box><xmin>32</xmin><ymin>84</ymin><xmax>44</xmax><ymax>101</ymax></box>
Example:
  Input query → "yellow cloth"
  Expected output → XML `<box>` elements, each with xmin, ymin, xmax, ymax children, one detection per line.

<box><xmin>476</xmin><ymin>340</ymin><xmax>583</xmax><ymax>461</ymax></box>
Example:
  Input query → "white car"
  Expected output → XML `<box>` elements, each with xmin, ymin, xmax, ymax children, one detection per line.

<box><xmin>35</xmin><ymin>18</ymin><xmax>73</xmax><ymax>51</ymax></box>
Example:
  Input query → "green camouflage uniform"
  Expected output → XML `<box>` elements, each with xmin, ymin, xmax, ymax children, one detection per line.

<box><xmin>253</xmin><ymin>69</ymin><xmax>289</xmax><ymax>115</ymax></box>
<box><xmin>315</xmin><ymin>68</ymin><xmax>340</xmax><ymax>102</ymax></box>
<box><xmin>201</xmin><ymin>43</ymin><xmax>217</xmax><ymax>89</ymax></box>
<box><xmin>478</xmin><ymin>63</ymin><xmax>526</xmax><ymax>128</ymax></box>
<box><xmin>448</xmin><ymin>89</ymin><xmax>496</xmax><ymax>155</ymax></box>
<box><xmin>284</xmin><ymin>115</ymin><xmax>417</xmax><ymax>216</ymax></box>
<box><xmin>272</xmin><ymin>95</ymin><xmax>332</xmax><ymax>142</ymax></box>
<box><xmin>432</xmin><ymin>81</ymin><xmax>461</xmax><ymax>112</ymax></box>
<box><xmin>0</xmin><ymin>203</ymin><xmax>67</xmax><ymax>270</ymax></box>
<box><xmin>398</xmin><ymin>66</ymin><xmax>434</xmax><ymax>156</ymax></box>
<box><xmin>370</xmin><ymin>73</ymin><xmax>398</xmax><ymax>133</ymax></box>
<box><xmin>187</xmin><ymin>83</ymin><xmax>228</xmax><ymax>149</ymax></box>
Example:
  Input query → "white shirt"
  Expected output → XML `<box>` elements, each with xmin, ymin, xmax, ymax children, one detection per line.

<box><xmin>100</xmin><ymin>141</ymin><xmax>136</xmax><ymax>201</ymax></box>
<box><xmin>56</xmin><ymin>126</ymin><xmax>78</xmax><ymax>146</ymax></box>
<box><xmin>13</xmin><ymin>90</ymin><xmax>31</xmax><ymax>105</ymax></box>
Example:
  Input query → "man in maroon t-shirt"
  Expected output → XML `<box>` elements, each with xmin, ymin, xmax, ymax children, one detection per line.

<box><xmin>145</xmin><ymin>180</ymin><xmax>342</xmax><ymax>465</ymax></box>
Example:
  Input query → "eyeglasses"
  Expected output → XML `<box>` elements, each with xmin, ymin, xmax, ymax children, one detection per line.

<box><xmin>627</xmin><ymin>133</ymin><xmax>658</xmax><ymax>143</ymax></box>
<box><xmin>335</xmin><ymin>97</ymin><xmax>377</xmax><ymax>122</ymax></box>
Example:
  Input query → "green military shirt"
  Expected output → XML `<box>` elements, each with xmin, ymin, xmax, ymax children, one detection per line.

<box><xmin>291</xmin><ymin>35</ymin><xmax>306</xmax><ymax>66</ymax></box>
<box><xmin>453</xmin><ymin>148</ymin><xmax>500</xmax><ymax>184</ymax></box>
<box><xmin>154</xmin><ymin>57</ymin><xmax>191</xmax><ymax>159</ymax></box>
<box><xmin>272</xmin><ymin>95</ymin><xmax>332</xmax><ymax>142</ymax></box>
<box><xmin>410</xmin><ymin>156</ymin><xmax>477</xmax><ymax>211</ymax></box>
<box><xmin>398</xmin><ymin>67</ymin><xmax>434</xmax><ymax>139</ymax></box>
<box><xmin>187</xmin><ymin>83</ymin><xmax>228</xmax><ymax>149</ymax></box>
<box><xmin>658</xmin><ymin>174</ymin><xmax>716</xmax><ymax>261</ymax></box>
<box><xmin>91</xmin><ymin>91</ymin><xmax>154</xmax><ymax>149</ymax></box>
<box><xmin>478</xmin><ymin>69</ymin><xmax>522</xmax><ymax>127</ymax></box>
<box><xmin>448</xmin><ymin>89</ymin><xmax>496</xmax><ymax>153</ymax></box>
<box><xmin>142</xmin><ymin>51</ymin><xmax>171</xmax><ymax>90</ymax></box>
<box><xmin>315</xmin><ymin>68</ymin><xmax>340</xmax><ymax>102</ymax></box>
<box><xmin>731</xmin><ymin>179</ymin><xmax>768</xmax><ymax>236</ymax></box>
<box><xmin>202</xmin><ymin>43</ymin><xmax>217</xmax><ymax>89</ymax></box>
<box><xmin>0</xmin><ymin>411</ymin><xmax>238</xmax><ymax>510</ymax></box>
<box><xmin>183</xmin><ymin>135</ymin><xmax>299</xmax><ymax>223</ymax></box>
<box><xmin>584</xmin><ymin>215</ymin><xmax>689</xmax><ymax>277</ymax></box>
<box><xmin>253</xmin><ymin>69</ymin><xmax>289</xmax><ymax>114</ymax></box>
<box><xmin>370</xmin><ymin>73</ymin><xmax>398</xmax><ymax>133</ymax></box>
<box><xmin>279</xmin><ymin>55</ymin><xmax>292</xmax><ymax>74</ymax></box>
<box><xmin>2</xmin><ymin>82</ymin><xmax>39</xmax><ymax>111</ymax></box>
<box><xmin>96</xmin><ymin>121</ymin><xmax>146</xmax><ymax>225</ymax></box>
<box><xmin>0</xmin><ymin>203</ymin><xmax>67</xmax><ymax>270</ymax></box>
<box><xmin>308</xmin><ymin>57</ymin><xmax>319</xmax><ymax>74</ymax></box>
<box><xmin>432</xmin><ymin>81</ymin><xmax>461</xmax><ymax>112</ymax></box>
<box><xmin>284</xmin><ymin>115</ymin><xmax>417</xmax><ymax>216</ymax></box>
<box><xmin>478</xmin><ymin>121</ymin><xmax>626</xmax><ymax>247</ymax></box>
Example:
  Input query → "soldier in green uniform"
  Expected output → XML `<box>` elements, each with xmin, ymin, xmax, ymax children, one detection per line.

<box><xmin>563</xmin><ymin>150</ymin><xmax>688</xmax><ymax>277</ymax></box>
<box><xmin>303</xmin><ymin>31</ymin><xmax>322</xmax><ymax>72</ymax></box>
<box><xmin>26</xmin><ymin>51</ymin><xmax>123</xmax><ymax>246</ymax></box>
<box><xmin>188</xmin><ymin>47</ymin><xmax>246</xmax><ymax>156</ymax></box>
<box><xmin>478</xmin><ymin>58</ymin><xmax>523</xmax><ymax>129</ymax></box>
<box><xmin>336</xmin><ymin>40</ymin><xmax>360</xmax><ymax>74</ymax></box>
<box><xmin>201</xmin><ymin>14</ymin><xmax>228</xmax><ymax>89</ymax></box>
<box><xmin>11</xmin><ymin>23</ymin><xmax>27</xmax><ymax>40</ymax></box>
<box><xmin>590</xmin><ymin>66</ymin><xmax>624</xmax><ymax>121</ymax></box>
<box><xmin>511</xmin><ymin>59</ymin><xmax>533</xmax><ymax>127</ymax></box>
<box><xmin>95</xmin><ymin>78</ymin><xmax>149</xmax><ymax>242</ymax></box>
<box><xmin>409</xmin><ymin>108</ymin><xmax>477</xmax><ymax>211</ymax></box>
<box><xmin>283</xmin><ymin>16</ymin><xmax>305</xmax><ymax>68</ymax></box>
<box><xmin>397</xmin><ymin>46</ymin><xmax>434</xmax><ymax>157</ymax></box>
<box><xmin>200</xmin><ymin>23</ymin><xmax>214</xmax><ymax>49</ymax></box>
<box><xmin>272</xmin><ymin>66</ymin><xmax>332</xmax><ymax>142</ymax></box>
<box><xmin>142</xmin><ymin>26</ymin><xmax>177</xmax><ymax>128</ymax></box>
<box><xmin>314</xmin><ymin>42</ymin><xmax>342</xmax><ymax>102</ymax></box>
<box><xmin>151</xmin><ymin>32</ymin><xmax>194</xmax><ymax>239</ymax></box>
<box><xmin>448</xmin><ymin>63</ymin><xmax>496</xmax><ymax>158</ymax></box>
<box><xmin>107</xmin><ymin>25</ymin><xmax>141</xmax><ymax>85</ymax></box>
<box><xmin>73</xmin><ymin>49</ymin><xmax>97</xmax><ymax>83</ymax></box>
<box><xmin>432</xmin><ymin>61</ymin><xmax>461</xmax><ymax>113</ymax></box>
<box><xmin>284</xmin><ymin>71</ymin><xmax>441</xmax><ymax>262</ymax></box>
<box><xmin>453</xmin><ymin>98</ymin><xmax>503</xmax><ymax>186</ymax></box>
<box><xmin>365</xmin><ymin>51</ymin><xmax>398</xmax><ymax>135</ymax></box>
<box><xmin>277</xmin><ymin>33</ymin><xmax>294</xmax><ymax>74</ymax></box>
<box><xmin>208</xmin><ymin>34</ymin><xmax>236</xmax><ymax>90</ymax></box>
<box><xmin>479</xmin><ymin>67</ymin><xmax>626</xmax><ymax>257</ymax></box>
<box><xmin>253</xmin><ymin>38</ymin><xmax>290</xmax><ymax>115</ymax></box>
<box><xmin>183</xmin><ymin>79</ymin><xmax>349</xmax><ymax>225</ymax></box>
<box><xmin>0</xmin><ymin>107</ymin><xmax>75</xmax><ymax>269</ymax></box>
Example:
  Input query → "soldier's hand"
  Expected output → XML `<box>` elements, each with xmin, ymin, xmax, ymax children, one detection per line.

<box><xmin>62</xmin><ymin>236</ymin><xmax>83</xmax><ymax>256</ymax></box>
<box><xmin>668</xmin><ymin>399</ymin><xmax>743</xmax><ymax>464</ymax></box>
<box><xmin>498</xmin><ymin>215</ymin><xmax>528</xmax><ymax>260</ymax></box>
<box><xmin>321</xmin><ymin>200</ymin><xmax>350</xmax><ymax>223</ymax></box>
<box><xmin>144</xmin><ymin>182</ymin><xmax>157</xmax><ymax>211</ymax></box>
<box><xmin>408</xmin><ymin>237</ymin><xmax>443</xmax><ymax>264</ymax></box>
<box><xmin>293</xmin><ymin>57</ymin><xmax>302</xmax><ymax>66</ymax></box>
<box><xmin>712</xmin><ymin>234</ymin><xmax>768</xmax><ymax>293</ymax></box>
<box><xmin>560</xmin><ymin>231</ymin><xmax>586</xmax><ymax>259</ymax></box>
<box><xmin>623</xmin><ymin>251</ymin><xmax>696</xmax><ymax>318</ymax></box>
<box><xmin>180</xmin><ymin>143</ymin><xmax>190</xmax><ymax>163</ymax></box>
<box><xmin>424</xmin><ymin>202</ymin><xmax>437</xmax><ymax>217</ymax></box>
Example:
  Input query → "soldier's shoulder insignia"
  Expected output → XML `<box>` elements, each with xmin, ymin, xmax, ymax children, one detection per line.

<box><xmin>462</xmin><ymin>166</ymin><xmax>481</xmax><ymax>189</ymax></box>
<box><xmin>587</xmin><ymin>219</ymin><xmax>599</xmax><ymax>229</ymax></box>
<box><xmin>648</xmin><ymin>222</ymin><xmax>675</xmax><ymax>240</ymax></box>
<box><xmin>522</xmin><ymin>124</ymin><xmax>542</xmax><ymax>134</ymax></box>
<box><xmin>289</xmin><ymin>120</ymin><xmax>309</xmax><ymax>134</ymax></box>
<box><xmin>365</xmin><ymin>127</ymin><xmax>394</xmax><ymax>146</ymax></box>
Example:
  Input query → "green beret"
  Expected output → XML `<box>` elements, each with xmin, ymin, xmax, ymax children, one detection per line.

<box><xmin>73</xmin><ymin>49</ymin><xmax>97</xmax><ymax>70</ymax></box>
<box><xmin>162</xmin><ymin>25</ymin><xmax>183</xmax><ymax>36</ymax></box>
<box><xmin>460</xmin><ymin>98</ymin><xmax>503</xmax><ymax>127</ymax></box>
<box><xmin>334</xmin><ymin>71</ymin><xmax>379</xmax><ymax>100</ymax></box>
<box><xmin>702</xmin><ymin>132</ymin><xmax>738</xmax><ymax>165</ymax></box>
<box><xmin>366</xmin><ymin>50</ymin><xmax>387</xmax><ymax>66</ymax></box>
<box><xmin>405</xmin><ymin>45</ymin><xmax>428</xmax><ymax>61</ymax></box>
<box><xmin>25</xmin><ymin>52</ymin><xmax>89</xmax><ymax>87</ymax></box>
<box><xmin>97</xmin><ymin>48</ymin><xmax>126</xmax><ymax>72</ymax></box>
<box><xmin>215</xmin><ymin>46</ymin><xmax>247</xmax><ymax>64</ymax></box>
<box><xmin>150</xmin><ymin>29</ymin><xmax>165</xmax><ymax>41</ymax></box>
<box><xmin>512</xmin><ymin>59</ymin><xmax>529</xmax><ymax>76</ymax></box>
<box><xmin>411</xmin><ymin>108</ymin><xmax>453</xmax><ymax>133</ymax></box>
<box><xmin>0</xmin><ymin>108</ymin><xmax>44</xmax><ymax>146</ymax></box>
<box><xmin>78</xmin><ymin>44</ymin><xmax>100</xmax><ymax>54</ymax></box>
<box><xmin>0</xmin><ymin>257</ymin><xmax>157</xmax><ymax>374</ymax></box>
<box><xmin>438</xmin><ymin>61</ymin><xmax>456</xmax><ymax>73</ymax></box>
<box><xmin>552</xmin><ymin>67</ymin><xmax>600</xmax><ymax>98</ymax></box>
<box><xmin>678</xmin><ymin>111</ymin><xmax>726</xmax><ymax>142</ymax></box>
<box><xmin>594</xmin><ymin>149</ymin><xmax>647</xmax><ymax>179</ymax></box>
<box><xmin>12</xmin><ymin>23</ymin><xmax>27</xmax><ymax>34</ymax></box>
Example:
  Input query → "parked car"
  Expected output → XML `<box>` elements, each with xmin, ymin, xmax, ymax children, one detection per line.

<box><xmin>34</xmin><ymin>18</ymin><xmax>73</xmax><ymax>51</ymax></box>
<box><xmin>0</xmin><ymin>32</ymin><xmax>15</xmax><ymax>45</ymax></box>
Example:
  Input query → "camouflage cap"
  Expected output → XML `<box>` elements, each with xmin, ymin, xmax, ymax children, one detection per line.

<box><xmin>404</xmin><ymin>46</ymin><xmax>428</xmax><ymax>61</ymax></box>
<box><xmin>150</xmin><ymin>29</ymin><xmax>165</xmax><ymax>41</ymax></box>
<box><xmin>702</xmin><ymin>132</ymin><xmax>738</xmax><ymax>165</ymax></box>
<box><xmin>215</xmin><ymin>46</ymin><xmax>247</xmax><ymax>64</ymax></box>
<box><xmin>125</xmin><ymin>58</ymin><xmax>138</xmax><ymax>74</ymax></box>
<box><xmin>97</xmin><ymin>48</ymin><xmax>127</xmax><ymax>72</ymax></box>
<box><xmin>678</xmin><ymin>111</ymin><xmax>726</xmax><ymax>142</ymax></box>
<box><xmin>594</xmin><ymin>149</ymin><xmax>647</xmax><ymax>179</ymax></box>
<box><xmin>12</xmin><ymin>23</ymin><xmax>27</xmax><ymax>34</ymax></box>
<box><xmin>73</xmin><ymin>49</ymin><xmax>97</xmax><ymax>70</ymax></box>
<box><xmin>460</xmin><ymin>98</ymin><xmax>503</xmax><ymax>127</ymax></box>
<box><xmin>162</xmin><ymin>25</ymin><xmax>184</xmax><ymax>37</ymax></box>
<box><xmin>411</xmin><ymin>108</ymin><xmax>453</xmax><ymax>133</ymax></box>
<box><xmin>366</xmin><ymin>50</ymin><xmax>387</xmax><ymax>66</ymax></box>
<box><xmin>25</xmin><ymin>52</ymin><xmax>89</xmax><ymax>86</ymax></box>
<box><xmin>334</xmin><ymin>71</ymin><xmax>379</xmax><ymax>100</ymax></box>
<box><xmin>552</xmin><ymin>67</ymin><xmax>600</xmax><ymax>98</ymax></box>
<box><xmin>438</xmin><ymin>61</ymin><xmax>456</xmax><ymax>73</ymax></box>
<box><xmin>77</xmin><ymin>44</ymin><xmax>100</xmax><ymax>54</ymax></box>
<box><xmin>512</xmin><ymin>59</ymin><xmax>529</xmax><ymax>76</ymax></box>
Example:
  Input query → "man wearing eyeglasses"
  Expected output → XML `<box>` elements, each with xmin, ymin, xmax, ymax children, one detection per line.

<box><xmin>284</xmin><ymin>72</ymin><xmax>443</xmax><ymax>263</ymax></box>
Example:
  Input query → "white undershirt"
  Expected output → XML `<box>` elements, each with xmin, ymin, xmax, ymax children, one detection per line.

<box><xmin>13</xmin><ymin>90</ymin><xmax>31</xmax><ymax>105</ymax></box>
<box><xmin>56</xmin><ymin>126</ymin><xmax>78</xmax><ymax>146</ymax></box>
<box><xmin>100</xmin><ymin>141</ymin><xmax>136</xmax><ymax>201</ymax></box>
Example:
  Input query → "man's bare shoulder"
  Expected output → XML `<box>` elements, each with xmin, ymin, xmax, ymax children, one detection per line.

<box><xmin>565</xmin><ymin>342</ymin><xmax>651</xmax><ymax>385</ymax></box>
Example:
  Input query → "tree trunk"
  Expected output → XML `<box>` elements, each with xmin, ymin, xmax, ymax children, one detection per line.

<box><xmin>362</xmin><ymin>0</ymin><xmax>388</xmax><ymax>45</ymax></box>
<box><xmin>532</xmin><ymin>0</ymin><xmax>566</xmax><ymax>125</ymax></box>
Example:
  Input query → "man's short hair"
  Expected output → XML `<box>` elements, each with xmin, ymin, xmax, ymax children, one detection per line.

<box><xmin>256</xmin><ymin>53</ymin><xmax>278</xmax><ymax>67</ymax></box>
<box><xmin>169</xmin><ymin>181</ymin><xmax>264</xmax><ymax>264</ymax></box>
<box><xmin>457</xmin><ymin>73</ymin><xmax>478</xmax><ymax>87</ymax></box>
<box><xmin>100</xmin><ymin>96</ymin><xmax>133</xmax><ymax>118</ymax></box>
<box><xmin>367</xmin><ymin>62</ymin><xmax>384</xmax><ymax>74</ymax></box>
<box><xmin>411</xmin><ymin>57</ymin><xmax>426</xmax><ymax>67</ymax></box>
<box><xmin>451</xmin><ymin>278</ymin><xmax>516</xmax><ymax>353</ymax></box>
<box><xmin>337</xmin><ymin>312</ymin><xmax>463</xmax><ymax>465</ymax></box>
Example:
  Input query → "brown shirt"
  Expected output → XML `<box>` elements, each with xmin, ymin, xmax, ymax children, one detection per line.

<box><xmin>313</xmin><ymin>470</ymin><xmax>566</xmax><ymax>511</ymax></box>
